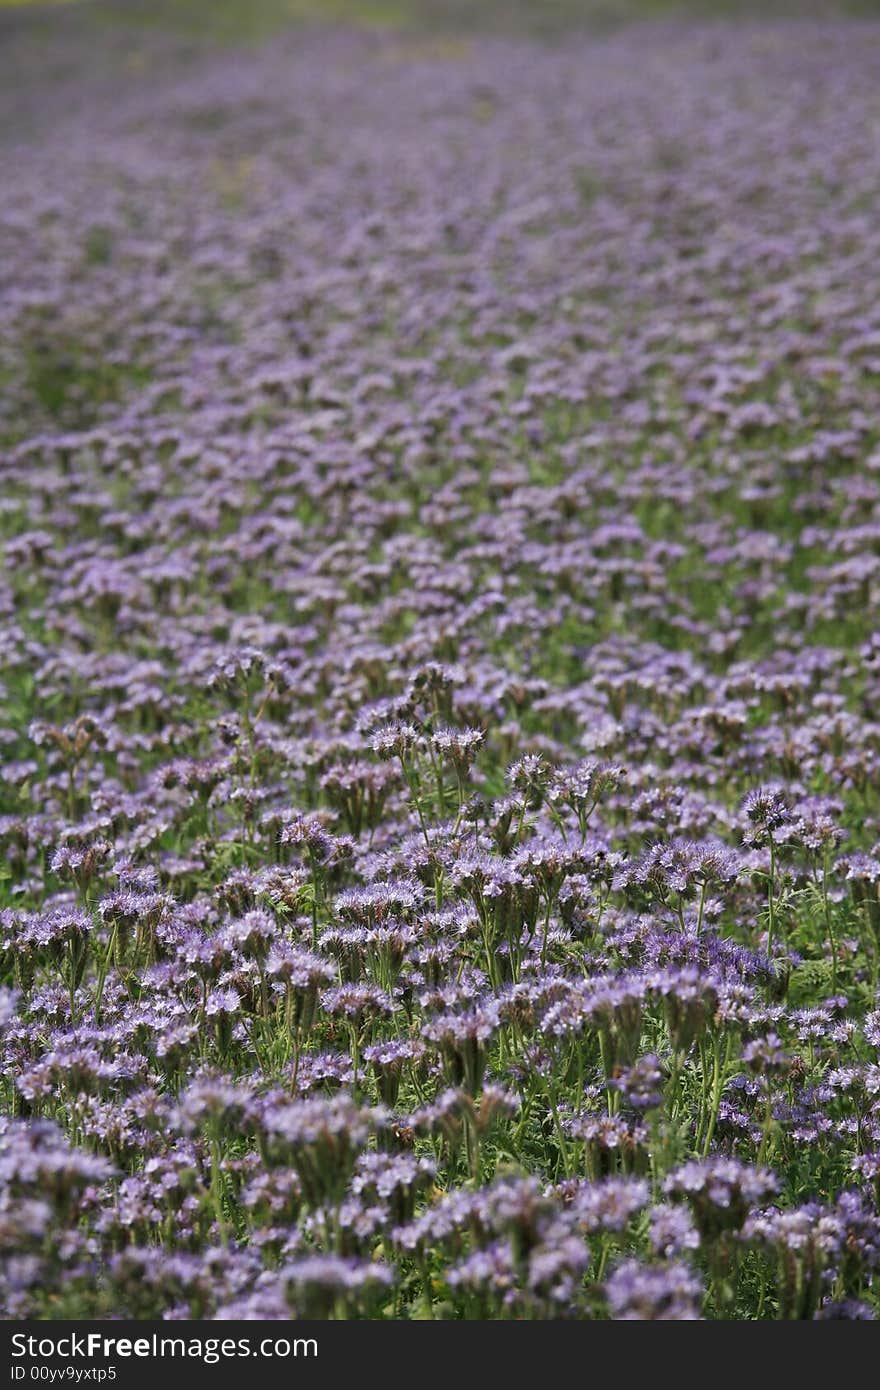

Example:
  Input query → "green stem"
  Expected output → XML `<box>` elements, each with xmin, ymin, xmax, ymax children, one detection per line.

<box><xmin>210</xmin><ymin>1130</ymin><xmax>230</xmax><ymax>1246</ymax></box>
<box><xmin>702</xmin><ymin>1032</ymin><xmax>732</xmax><ymax>1157</ymax></box>
<box><xmin>766</xmin><ymin>834</ymin><xmax>776</xmax><ymax>958</ymax></box>
<box><xmin>93</xmin><ymin>921</ymin><xmax>118</xmax><ymax>1023</ymax></box>
<box><xmin>819</xmin><ymin>852</ymin><xmax>838</xmax><ymax>989</ymax></box>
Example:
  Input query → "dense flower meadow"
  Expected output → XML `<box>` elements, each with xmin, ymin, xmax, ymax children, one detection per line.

<box><xmin>3</xmin><ymin>12</ymin><xmax>880</xmax><ymax>1321</ymax></box>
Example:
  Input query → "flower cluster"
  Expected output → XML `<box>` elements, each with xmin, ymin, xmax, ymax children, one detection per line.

<box><xmin>1</xmin><ymin>4</ymin><xmax>880</xmax><ymax>1321</ymax></box>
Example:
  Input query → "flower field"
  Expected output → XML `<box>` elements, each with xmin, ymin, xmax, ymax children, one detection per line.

<box><xmin>3</xmin><ymin>3</ymin><xmax>880</xmax><ymax>1321</ymax></box>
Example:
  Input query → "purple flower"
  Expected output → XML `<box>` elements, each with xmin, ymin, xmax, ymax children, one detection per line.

<box><xmin>664</xmin><ymin>1159</ymin><xmax>778</xmax><ymax>1237</ymax></box>
<box><xmin>605</xmin><ymin>1259</ymin><xmax>703</xmax><ymax>1320</ymax></box>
